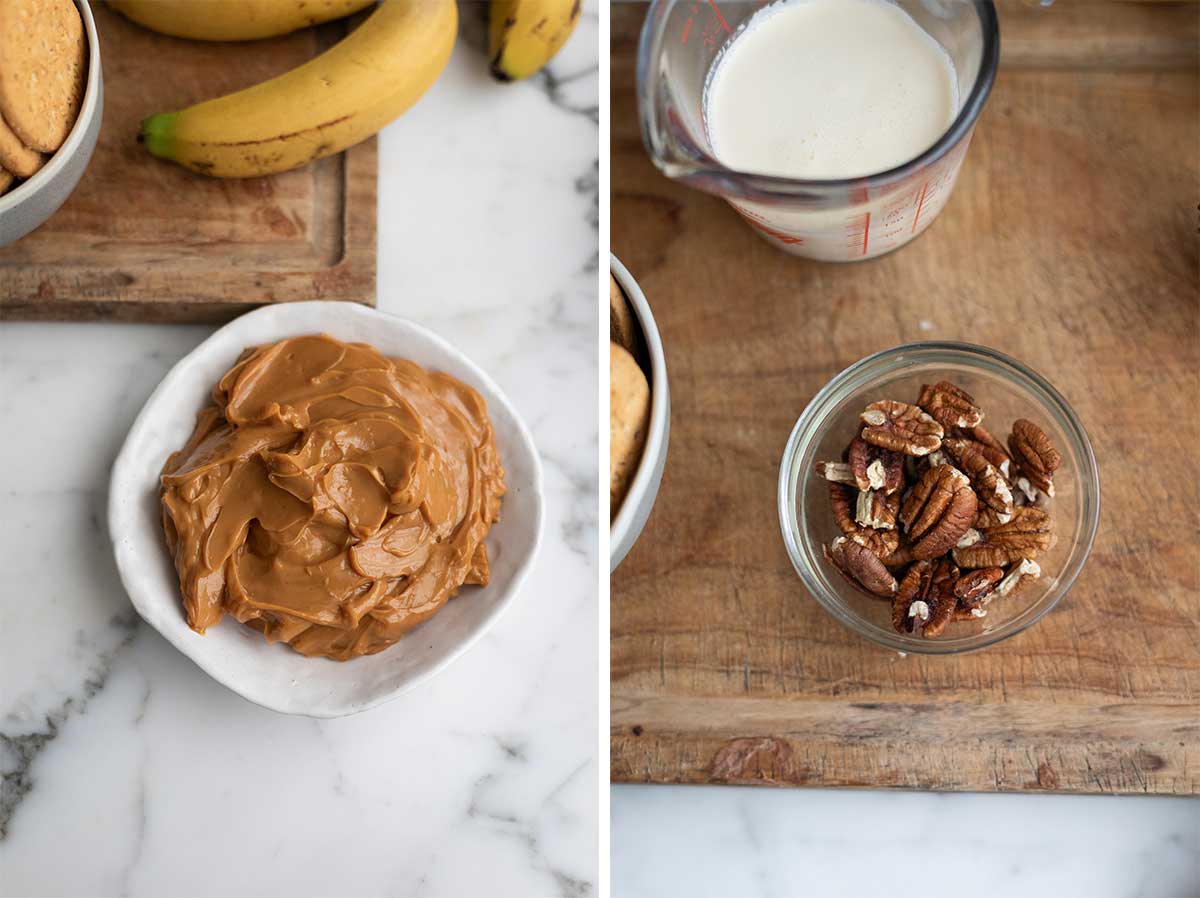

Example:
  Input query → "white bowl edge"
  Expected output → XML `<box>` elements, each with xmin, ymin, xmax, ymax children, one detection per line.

<box><xmin>610</xmin><ymin>254</ymin><xmax>670</xmax><ymax>571</ymax></box>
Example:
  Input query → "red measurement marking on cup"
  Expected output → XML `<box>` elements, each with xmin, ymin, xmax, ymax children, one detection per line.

<box><xmin>700</xmin><ymin>5</ymin><xmax>730</xmax><ymax>46</ymax></box>
<box><xmin>879</xmin><ymin>201</ymin><xmax>908</xmax><ymax>242</ymax></box>
<box><xmin>679</xmin><ymin>0</ymin><xmax>730</xmax><ymax>48</ymax></box>
<box><xmin>734</xmin><ymin>206</ymin><xmax>804</xmax><ymax>244</ymax></box>
<box><xmin>911</xmin><ymin>180</ymin><xmax>929</xmax><ymax>233</ymax></box>
<box><xmin>680</xmin><ymin>3</ymin><xmax>699</xmax><ymax>45</ymax></box>
<box><xmin>843</xmin><ymin>212</ymin><xmax>870</xmax><ymax>255</ymax></box>
<box><xmin>707</xmin><ymin>0</ymin><xmax>732</xmax><ymax>33</ymax></box>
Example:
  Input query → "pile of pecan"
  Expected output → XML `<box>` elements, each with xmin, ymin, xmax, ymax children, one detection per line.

<box><xmin>815</xmin><ymin>381</ymin><xmax>1061</xmax><ymax>638</ymax></box>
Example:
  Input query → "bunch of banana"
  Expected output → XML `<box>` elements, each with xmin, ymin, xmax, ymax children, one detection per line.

<box><xmin>489</xmin><ymin>0</ymin><xmax>582</xmax><ymax>81</ymax></box>
<box><xmin>126</xmin><ymin>0</ymin><xmax>456</xmax><ymax>178</ymax></box>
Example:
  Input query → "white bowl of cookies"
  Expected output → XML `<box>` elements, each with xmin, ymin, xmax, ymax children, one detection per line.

<box><xmin>0</xmin><ymin>0</ymin><xmax>102</xmax><ymax>245</ymax></box>
<box><xmin>610</xmin><ymin>254</ymin><xmax>669</xmax><ymax>571</ymax></box>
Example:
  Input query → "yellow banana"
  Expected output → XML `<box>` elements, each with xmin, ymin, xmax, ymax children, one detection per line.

<box><xmin>110</xmin><ymin>0</ymin><xmax>376</xmax><ymax>42</ymax></box>
<box><xmin>139</xmin><ymin>0</ymin><xmax>456</xmax><ymax>178</ymax></box>
<box><xmin>489</xmin><ymin>0</ymin><xmax>581</xmax><ymax>81</ymax></box>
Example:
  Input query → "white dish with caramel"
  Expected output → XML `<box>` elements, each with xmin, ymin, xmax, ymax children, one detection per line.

<box><xmin>110</xmin><ymin>301</ymin><xmax>543</xmax><ymax>717</ymax></box>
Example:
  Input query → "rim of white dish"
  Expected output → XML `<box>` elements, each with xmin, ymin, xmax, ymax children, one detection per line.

<box><xmin>107</xmin><ymin>301</ymin><xmax>545</xmax><ymax>717</ymax></box>
<box><xmin>610</xmin><ymin>253</ymin><xmax>670</xmax><ymax>550</ymax></box>
<box><xmin>0</xmin><ymin>0</ymin><xmax>102</xmax><ymax>212</ymax></box>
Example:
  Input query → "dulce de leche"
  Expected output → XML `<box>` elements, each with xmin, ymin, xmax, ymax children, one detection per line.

<box><xmin>159</xmin><ymin>335</ymin><xmax>506</xmax><ymax>661</ymax></box>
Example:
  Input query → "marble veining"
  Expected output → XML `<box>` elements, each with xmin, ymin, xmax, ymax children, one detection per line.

<box><xmin>0</xmin><ymin>7</ymin><xmax>597</xmax><ymax>895</ymax></box>
<box><xmin>0</xmin><ymin>609</ymin><xmax>139</xmax><ymax>840</ymax></box>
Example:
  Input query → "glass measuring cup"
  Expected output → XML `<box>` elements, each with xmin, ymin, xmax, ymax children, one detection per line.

<box><xmin>637</xmin><ymin>0</ymin><xmax>1000</xmax><ymax>261</ymax></box>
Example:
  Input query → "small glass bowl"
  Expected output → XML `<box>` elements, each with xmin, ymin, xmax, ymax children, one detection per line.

<box><xmin>778</xmin><ymin>342</ymin><xmax>1100</xmax><ymax>655</ymax></box>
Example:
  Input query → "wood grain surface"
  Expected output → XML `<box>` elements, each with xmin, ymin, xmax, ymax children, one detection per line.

<box><xmin>0</xmin><ymin>5</ymin><xmax>376</xmax><ymax>322</ymax></box>
<box><xmin>611</xmin><ymin>1</ymin><xmax>1200</xmax><ymax>794</ymax></box>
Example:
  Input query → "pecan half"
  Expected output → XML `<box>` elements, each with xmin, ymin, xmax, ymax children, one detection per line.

<box><xmin>859</xmin><ymin>401</ymin><xmax>943</xmax><ymax>456</ymax></box>
<box><xmin>855</xmin><ymin>489</ymin><xmax>899</xmax><ymax>530</ymax></box>
<box><xmin>943</xmin><ymin>438</ymin><xmax>1013</xmax><ymax>526</ymax></box>
<box><xmin>892</xmin><ymin>559</ymin><xmax>956</xmax><ymax>637</ymax></box>
<box><xmin>825</xmin><ymin>537</ymin><xmax>898</xmax><ymax>598</ymax></box>
<box><xmin>948</xmin><ymin>561</ymin><xmax>992</xmax><ymax>620</ymax></box>
<box><xmin>848</xmin><ymin>527</ymin><xmax>901</xmax><ymax>560</ymax></box>
<box><xmin>952</xmin><ymin>507</ymin><xmax>1056</xmax><ymax>568</ymax></box>
<box><xmin>848</xmin><ymin>436</ymin><xmax>904</xmax><ymax>494</ymax></box>
<box><xmin>830</xmin><ymin>483</ymin><xmax>899</xmax><ymax>558</ymax></box>
<box><xmin>931</xmin><ymin>556</ymin><xmax>960</xmax><ymax>597</ymax></box>
<box><xmin>950</xmin><ymin>437</ymin><xmax>1011</xmax><ymax>480</ymax></box>
<box><xmin>881</xmin><ymin>543</ymin><xmax>914</xmax><ymax>569</ymax></box>
<box><xmin>966</xmin><ymin>424</ymin><xmax>1010</xmax><ymax>465</ymax></box>
<box><xmin>918</xmin><ymin>381</ymin><xmax>983</xmax><ymax>429</ymax></box>
<box><xmin>996</xmin><ymin>558</ymin><xmax>1042</xmax><ymax>597</ymax></box>
<box><xmin>828</xmin><ymin>481</ymin><xmax>857</xmax><ymax>535</ymax></box>
<box><xmin>814</xmin><ymin>460</ymin><xmax>857</xmax><ymax>485</ymax></box>
<box><xmin>1008</xmin><ymin>419</ymin><xmax>1060</xmax><ymax>497</ymax></box>
<box><xmin>974</xmin><ymin>506</ymin><xmax>1012</xmax><ymax>529</ymax></box>
<box><xmin>899</xmin><ymin>464</ymin><xmax>978</xmax><ymax>560</ymax></box>
<box><xmin>1014</xmin><ymin>472</ymin><xmax>1055</xmax><ymax>504</ymax></box>
<box><xmin>953</xmin><ymin>567</ymin><xmax>1004</xmax><ymax>607</ymax></box>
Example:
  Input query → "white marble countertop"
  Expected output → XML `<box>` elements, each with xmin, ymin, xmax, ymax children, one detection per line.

<box><xmin>0</xmin><ymin>8</ymin><xmax>598</xmax><ymax>896</ymax></box>
<box><xmin>613</xmin><ymin>785</ymin><xmax>1199</xmax><ymax>898</ymax></box>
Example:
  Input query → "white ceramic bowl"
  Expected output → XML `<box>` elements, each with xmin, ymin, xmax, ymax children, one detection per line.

<box><xmin>0</xmin><ymin>0</ymin><xmax>103</xmax><ymax>246</ymax></box>
<box><xmin>109</xmin><ymin>301</ymin><xmax>544</xmax><ymax>717</ymax></box>
<box><xmin>610</xmin><ymin>254</ymin><xmax>670</xmax><ymax>571</ymax></box>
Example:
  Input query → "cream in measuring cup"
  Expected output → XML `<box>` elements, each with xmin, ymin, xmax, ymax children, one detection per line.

<box><xmin>704</xmin><ymin>0</ymin><xmax>960</xmax><ymax>180</ymax></box>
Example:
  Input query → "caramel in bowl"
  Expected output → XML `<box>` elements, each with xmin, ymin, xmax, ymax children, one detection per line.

<box><xmin>161</xmin><ymin>335</ymin><xmax>505</xmax><ymax>662</ymax></box>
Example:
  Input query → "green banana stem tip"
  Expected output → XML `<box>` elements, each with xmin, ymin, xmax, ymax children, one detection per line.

<box><xmin>139</xmin><ymin>113</ymin><xmax>177</xmax><ymax>159</ymax></box>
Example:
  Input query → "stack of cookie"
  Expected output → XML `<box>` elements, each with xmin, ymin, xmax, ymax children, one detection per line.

<box><xmin>610</xmin><ymin>272</ymin><xmax>650</xmax><ymax>518</ymax></box>
<box><xmin>0</xmin><ymin>0</ymin><xmax>88</xmax><ymax>196</ymax></box>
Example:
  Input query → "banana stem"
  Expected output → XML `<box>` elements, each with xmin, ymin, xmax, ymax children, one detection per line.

<box><xmin>140</xmin><ymin>113</ymin><xmax>177</xmax><ymax>160</ymax></box>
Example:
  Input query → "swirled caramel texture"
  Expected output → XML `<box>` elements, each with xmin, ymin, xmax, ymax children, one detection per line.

<box><xmin>160</xmin><ymin>335</ymin><xmax>505</xmax><ymax>661</ymax></box>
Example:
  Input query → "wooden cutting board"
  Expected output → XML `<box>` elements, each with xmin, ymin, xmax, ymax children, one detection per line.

<box><xmin>0</xmin><ymin>5</ymin><xmax>376</xmax><ymax>322</ymax></box>
<box><xmin>611</xmin><ymin>1</ymin><xmax>1199</xmax><ymax>794</ymax></box>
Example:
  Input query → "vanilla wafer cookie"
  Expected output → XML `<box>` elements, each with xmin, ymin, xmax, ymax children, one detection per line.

<box><xmin>610</xmin><ymin>342</ymin><xmax>651</xmax><ymax>515</ymax></box>
<box><xmin>0</xmin><ymin>0</ymin><xmax>87</xmax><ymax>153</ymax></box>
<box><xmin>610</xmin><ymin>272</ymin><xmax>642</xmax><ymax>357</ymax></box>
<box><xmin>0</xmin><ymin>109</ymin><xmax>43</xmax><ymax>178</ymax></box>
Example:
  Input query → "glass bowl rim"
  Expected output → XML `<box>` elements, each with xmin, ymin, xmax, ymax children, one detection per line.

<box><xmin>777</xmin><ymin>341</ymin><xmax>1101</xmax><ymax>655</ymax></box>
